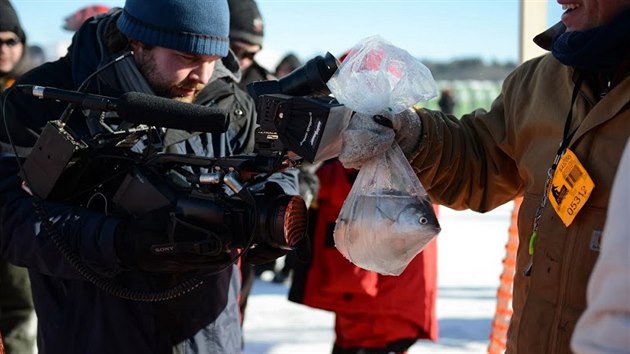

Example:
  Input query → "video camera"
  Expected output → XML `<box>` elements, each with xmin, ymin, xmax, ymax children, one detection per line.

<box><xmin>18</xmin><ymin>52</ymin><xmax>351</xmax><ymax>261</ymax></box>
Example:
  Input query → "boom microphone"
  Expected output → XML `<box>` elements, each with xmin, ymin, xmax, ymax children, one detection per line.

<box><xmin>17</xmin><ymin>85</ymin><xmax>229</xmax><ymax>133</ymax></box>
<box><xmin>16</xmin><ymin>85</ymin><xmax>117</xmax><ymax>111</ymax></box>
<box><xmin>117</xmin><ymin>92</ymin><xmax>228</xmax><ymax>133</ymax></box>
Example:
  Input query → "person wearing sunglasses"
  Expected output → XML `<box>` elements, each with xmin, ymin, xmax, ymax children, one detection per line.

<box><xmin>0</xmin><ymin>2</ymin><xmax>36</xmax><ymax>354</ymax></box>
<box><xmin>0</xmin><ymin>0</ymin><xmax>27</xmax><ymax>91</ymax></box>
<box><xmin>228</xmin><ymin>0</ymin><xmax>274</xmax><ymax>92</ymax></box>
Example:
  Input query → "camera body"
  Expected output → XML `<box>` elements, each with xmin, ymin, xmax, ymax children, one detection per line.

<box><xmin>249</xmin><ymin>52</ymin><xmax>351</xmax><ymax>163</ymax></box>
<box><xmin>20</xmin><ymin>52</ymin><xmax>351</xmax><ymax>258</ymax></box>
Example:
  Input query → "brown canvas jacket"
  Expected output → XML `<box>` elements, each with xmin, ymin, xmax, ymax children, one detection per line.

<box><xmin>409</xmin><ymin>35</ymin><xmax>630</xmax><ymax>354</ymax></box>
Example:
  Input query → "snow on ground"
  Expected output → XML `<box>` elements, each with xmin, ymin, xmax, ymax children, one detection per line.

<box><xmin>243</xmin><ymin>202</ymin><xmax>515</xmax><ymax>354</ymax></box>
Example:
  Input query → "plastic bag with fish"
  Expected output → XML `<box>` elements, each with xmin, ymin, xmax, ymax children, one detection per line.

<box><xmin>330</xmin><ymin>35</ymin><xmax>440</xmax><ymax>275</ymax></box>
<box><xmin>334</xmin><ymin>143</ymin><xmax>440</xmax><ymax>275</ymax></box>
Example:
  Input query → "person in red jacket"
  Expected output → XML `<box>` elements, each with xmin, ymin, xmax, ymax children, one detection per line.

<box><xmin>62</xmin><ymin>4</ymin><xmax>111</xmax><ymax>32</ymax></box>
<box><xmin>289</xmin><ymin>159</ymin><xmax>438</xmax><ymax>354</ymax></box>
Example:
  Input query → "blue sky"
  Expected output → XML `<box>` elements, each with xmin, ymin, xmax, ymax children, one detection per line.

<box><xmin>13</xmin><ymin>0</ymin><xmax>564</xmax><ymax>65</ymax></box>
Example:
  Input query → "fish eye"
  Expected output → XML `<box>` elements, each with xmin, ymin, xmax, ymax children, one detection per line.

<box><xmin>419</xmin><ymin>216</ymin><xmax>428</xmax><ymax>225</ymax></box>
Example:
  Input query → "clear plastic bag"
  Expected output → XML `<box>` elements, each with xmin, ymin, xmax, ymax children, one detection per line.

<box><xmin>333</xmin><ymin>144</ymin><xmax>440</xmax><ymax>275</ymax></box>
<box><xmin>327</xmin><ymin>35</ymin><xmax>437</xmax><ymax>115</ymax></box>
<box><xmin>328</xmin><ymin>35</ymin><xmax>440</xmax><ymax>275</ymax></box>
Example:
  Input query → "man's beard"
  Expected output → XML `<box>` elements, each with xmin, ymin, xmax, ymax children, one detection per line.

<box><xmin>136</xmin><ymin>51</ymin><xmax>205</xmax><ymax>103</ymax></box>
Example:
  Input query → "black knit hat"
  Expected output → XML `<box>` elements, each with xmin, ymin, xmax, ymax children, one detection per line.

<box><xmin>0</xmin><ymin>0</ymin><xmax>26</xmax><ymax>43</ymax></box>
<box><xmin>228</xmin><ymin>0</ymin><xmax>264</xmax><ymax>46</ymax></box>
<box><xmin>276</xmin><ymin>54</ymin><xmax>302</xmax><ymax>73</ymax></box>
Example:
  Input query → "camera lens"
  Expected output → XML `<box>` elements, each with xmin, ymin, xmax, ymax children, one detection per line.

<box><xmin>259</xmin><ymin>195</ymin><xmax>307</xmax><ymax>249</ymax></box>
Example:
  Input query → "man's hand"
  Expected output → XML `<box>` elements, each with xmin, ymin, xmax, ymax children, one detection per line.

<box><xmin>115</xmin><ymin>208</ymin><xmax>231</xmax><ymax>273</ymax></box>
<box><xmin>242</xmin><ymin>244</ymin><xmax>287</xmax><ymax>265</ymax></box>
<box><xmin>338</xmin><ymin>108</ymin><xmax>422</xmax><ymax>169</ymax></box>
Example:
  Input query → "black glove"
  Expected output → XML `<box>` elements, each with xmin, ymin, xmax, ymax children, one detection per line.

<box><xmin>114</xmin><ymin>208</ymin><xmax>232</xmax><ymax>273</ymax></box>
<box><xmin>242</xmin><ymin>244</ymin><xmax>288</xmax><ymax>265</ymax></box>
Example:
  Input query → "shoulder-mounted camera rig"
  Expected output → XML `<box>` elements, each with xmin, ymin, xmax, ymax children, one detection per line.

<box><xmin>15</xmin><ymin>52</ymin><xmax>351</xmax><ymax>290</ymax></box>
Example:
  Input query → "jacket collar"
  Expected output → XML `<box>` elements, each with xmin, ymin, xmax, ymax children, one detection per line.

<box><xmin>533</xmin><ymin>21</ymin><xmax>566</xmax><ymax>51</ymax></box>
<box><xmin>212</xmin><ymin>49</ymin><xmax>242</xmax><ymax>83</ymax></box>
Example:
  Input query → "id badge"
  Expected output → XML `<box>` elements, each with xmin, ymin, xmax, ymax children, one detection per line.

<box><xmin>548</xmin><ymin>149</ymin><xmax>595</xmax><ymax>226</ymax></box>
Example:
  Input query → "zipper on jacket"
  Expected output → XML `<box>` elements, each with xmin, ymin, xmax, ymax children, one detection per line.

<box><xmin>548</xmin><ymin>223</ymin><xmax>579</xmax><ymax>353</ymax></box>
<box><xmin>524</xmin><ymin>76</ymin><xmax>583</xmax><ymax>276</ymax></box>
<box><xmin>547</xmin><ymin>75</ymin><xmax>589</xmax><ymax>353</ymax></box>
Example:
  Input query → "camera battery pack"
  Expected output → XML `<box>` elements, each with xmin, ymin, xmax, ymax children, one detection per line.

<box><xmin>112</xmin><ymin>168</ymin><xmax>173</xmax><ymax>216</ymax></box>
<box><xmin>21</xmin><ymin>121</ymin><xmax>88</xmax><ymax>198</ymax></box>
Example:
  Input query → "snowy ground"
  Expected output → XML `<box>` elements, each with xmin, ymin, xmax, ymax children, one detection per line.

<box><xmin>242</xmin><ymin>202</ymin><xmax>515</xmax><ymax>354</ymax></box>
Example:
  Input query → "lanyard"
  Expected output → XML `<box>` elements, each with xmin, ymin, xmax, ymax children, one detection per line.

<box><xmin>558</xmin><ymin>75</ymin><xmax>584</xmax><ymax>156</ymax></box>
<box><xmin>523</xmin><ymin>75</ymin><xmax>583</xmax><ymax>276</ymax></box>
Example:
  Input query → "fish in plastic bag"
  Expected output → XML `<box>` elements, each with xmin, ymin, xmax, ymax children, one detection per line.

<box><xmin>328</xmin><ymin>35</ymin><xmax>440</xmax><ymax>275</ymax></box>
<box><xmin>334</xmin><ymin>144</ymin><xmax>440</xmax><ymax>275</ymax></box>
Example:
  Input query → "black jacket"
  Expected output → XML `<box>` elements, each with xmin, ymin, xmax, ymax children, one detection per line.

<box><xmin>0</xmin><ymin>10</ymin><xmax>298</xmax><ymax>354</ymax></box>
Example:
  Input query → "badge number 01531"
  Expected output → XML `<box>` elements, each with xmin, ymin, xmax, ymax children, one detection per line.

<box><xmin>548</xmin><ymin>148</ymin><xmax>595</xmax><ymax>227</ymax></box>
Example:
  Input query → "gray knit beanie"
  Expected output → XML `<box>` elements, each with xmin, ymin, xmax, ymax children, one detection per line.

<box><xmin>116</xmin><ymin>0</ymin><xmax>229</xmax><ymax>57</ymax></box>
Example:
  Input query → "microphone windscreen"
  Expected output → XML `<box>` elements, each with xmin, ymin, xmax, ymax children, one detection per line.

<box><xmin>117</xmin><ymin>92</ymin><xmax>229</xmax><ymax>133</ymax></box>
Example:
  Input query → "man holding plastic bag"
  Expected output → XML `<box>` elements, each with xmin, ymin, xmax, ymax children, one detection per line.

<box><xmin>337</xmin><ymin>3</ymin><xmax>630</xmax><ymax>354</ymax></box>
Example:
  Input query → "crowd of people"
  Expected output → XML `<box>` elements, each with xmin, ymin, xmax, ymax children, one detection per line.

<box><xmin>0</xmin><ymin>0</ymin><xmax>628</xmax><ymax>353</ymax></box>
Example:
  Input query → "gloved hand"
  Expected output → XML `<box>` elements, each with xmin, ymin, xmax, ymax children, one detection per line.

<box><xmin>338</xmin><ymin>108</ymin><xmax>422</xmax><ymax>169</ymax></box>
<box><xmin>115</xmin><ymin>208</ymin><xmax>232</xmax><ymax>273</ymax></box>
<box><xmin>242</xmin><ymin>244</ymin><xmax>288</xmax><ymax>265</ymax></box>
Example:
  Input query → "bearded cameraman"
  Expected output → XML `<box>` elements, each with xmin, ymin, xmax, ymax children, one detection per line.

<box><xmin>0</xmin><ymin>1</ymin><xmax>299</xmax><ymax>353</ymax></box>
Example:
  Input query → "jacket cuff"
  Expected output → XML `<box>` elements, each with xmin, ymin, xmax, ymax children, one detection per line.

<box><xmin>82</xmin><ymin>218</ymin><xmax>126</xmax><ymax>276</ymax></box>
